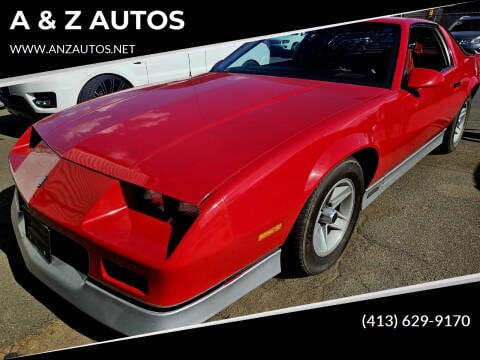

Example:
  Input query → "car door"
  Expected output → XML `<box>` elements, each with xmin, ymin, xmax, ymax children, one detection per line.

<box><xmin>144</xmin><ymin>51</ymin><xmax>191</xmax><ymax>85</ymax></box>
<box><xmin>399</xmin><ymin>23</ymin><xmax>467</xmax><ymax>155</ymax></box>
<box><xmin>188</xmin><ymin>50</ymin><xmax>207</xmax><ymax>76</ymax></box>
<box><xmin>143</xmin><ymin>43</ymin><xmax>244</xmax><ymax>84</ymax></box>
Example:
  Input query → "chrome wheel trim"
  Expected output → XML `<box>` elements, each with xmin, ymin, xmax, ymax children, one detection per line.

<box><xmin>312</xmin><ymin>178</ymin><xmax>355</xmax><ymax>257</ymax></box>
<box><xmin>94</xmin><ymin>77</ymin><xmax>129</xmax><ymax>97</ymax></box>
<box><xmin>453</xmin><ymin>103</ymin><xmax>468</xmax><ymax>146</ymax></box>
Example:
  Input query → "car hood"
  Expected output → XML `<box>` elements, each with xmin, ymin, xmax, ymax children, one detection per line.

<box><xmin>34</xmin><ymin>72</ymin><xmax>386</xmax><ymax>204</ymax></box>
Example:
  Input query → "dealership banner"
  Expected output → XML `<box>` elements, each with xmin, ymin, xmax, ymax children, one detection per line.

<box><xmin>0</xmin><ymin>0</ymin><xmax>459</xmax><ymax>80</ymax></box>
<box><xmin>1</xmin><ymin>0</ymin><xmax>479</xmax><ymax>358</ymax></box>
<box><xmin>15</xmin><ymin>276</ymin><xmax>480</xmax><ymax>358</ymax></box>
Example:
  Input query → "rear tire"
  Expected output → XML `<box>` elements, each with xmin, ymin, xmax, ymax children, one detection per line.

<box><xmin>283</xmin><ymin>158</ymin><xmax>364</xmax><ymax>276</ymax></box>
<box><xmin>439</xmin><ymin>96</ymin><xmax>470</xmax><ymax>153</ymax></box>
<box><xmin>77</xmin><ymin>74</ymin><xmax>132</xmax><ymax>103</ymax></box>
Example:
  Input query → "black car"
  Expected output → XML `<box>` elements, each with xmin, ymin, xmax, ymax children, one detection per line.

<box><xmin>449</xmin><ymin>16</ymin><xmax>480</xmax><ymax>54</ymax></box>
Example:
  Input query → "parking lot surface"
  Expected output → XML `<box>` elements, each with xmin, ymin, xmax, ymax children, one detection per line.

<box><xmin>0</xmin><ymin>98</ymin><xmax>479</xmax><ymax>357</ymax></box>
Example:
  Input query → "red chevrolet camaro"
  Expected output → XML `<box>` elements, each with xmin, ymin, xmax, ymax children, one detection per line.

<box><xmin>9</xmin><ymin>17</ymin><xmax>479</xmax><ymax>334</ymax></box>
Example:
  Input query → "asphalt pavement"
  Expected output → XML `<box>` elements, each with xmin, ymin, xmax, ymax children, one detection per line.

<box><xmin>0</xmin><ymin>97</ymin><xmax>479</xmax><ymax>357</ymax></box>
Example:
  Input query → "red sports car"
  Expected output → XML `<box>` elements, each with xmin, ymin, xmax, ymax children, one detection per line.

<box><xmin>9</xmin><ymin>18</ymin><xmax>479</xmax><ymax>334</ymax></box>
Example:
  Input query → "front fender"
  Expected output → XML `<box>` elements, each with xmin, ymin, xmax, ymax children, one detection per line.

<box><xmin>304</xmin><ymin>133</ymin><xmax>374</xmax><ymax>196</ymax></box>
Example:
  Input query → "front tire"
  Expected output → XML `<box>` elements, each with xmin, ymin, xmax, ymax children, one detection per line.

<box><xmin>77</xmin><ymin>74</ymin><xmax>132</xmax><ymax>103</ymax></box>
<box><xmin>291</xmin><ymin>42</ymin><xmax>300</xmax><ymax>54</ymax></box>
<box><xmin>283</xmin><ymin>158</ymin><xmax>364</xmax><ymax>276</ymax></box>
<box><xmin>439</xmin><ymin>96</ymin><xmax>470</xmax><ymax>153</ymax></box>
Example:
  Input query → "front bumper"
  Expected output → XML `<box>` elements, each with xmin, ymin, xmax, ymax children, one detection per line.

<box><xmin>10</xmin><ymin>189</ymin><xmax>281</xmax><ymax>335</ymax></box>
<box><xmin>0</xmin><ymin>92</ymin><xmax>37</xmax><ymax>119</ymax></box>
<box><xmin>0</xmin><ymin>87</ymin><xmax>53</xmax><ymax>119</ymax></box>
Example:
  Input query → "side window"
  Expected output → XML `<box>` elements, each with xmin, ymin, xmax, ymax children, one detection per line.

<box><xmin>408</xmin><ymin>26</ymin><xmax>451</xmax><ymax>72</ymax></box>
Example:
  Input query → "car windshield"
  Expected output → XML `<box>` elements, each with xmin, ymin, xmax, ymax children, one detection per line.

<box><xmin>213</xmin><ymin>22</ymin><xmax>400</xmax><ymax>88</ymax></box>
<box><xmin>449</xmin><ymin>19</ymin><xmax>480</xmax><ymax>31</ymax></box>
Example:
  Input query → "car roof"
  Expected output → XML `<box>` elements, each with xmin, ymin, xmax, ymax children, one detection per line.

<box><xmin>370</xmin><ymin>17</ymin><xmax>437</xmax><ymax>26</ymax></box>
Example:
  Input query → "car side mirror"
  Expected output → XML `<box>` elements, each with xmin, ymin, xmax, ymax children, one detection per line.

<box><xmin>407</xmin><ymin>67</ymin><xmax>445</xmax><ymax>89</ymax></box>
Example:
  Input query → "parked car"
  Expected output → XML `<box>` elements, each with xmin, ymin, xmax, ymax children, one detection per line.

<box><xmin>9</xmin><ymin>17</ymin><xmax>478</xmax><ymax>335</ymax></box>
<box><xmin>449</xmin><ymin>15</ymin><xmax>480</xmax><ymax>54</ymax></box>
<box><xmin>0</xmin><ymin>42</ymin><xmax>248</xmax><ymax>119</ymax></box>
<box><xmin>266</xmin><ymin>32</ymin><xmax>306</xmax><ymax>54</ymax></box>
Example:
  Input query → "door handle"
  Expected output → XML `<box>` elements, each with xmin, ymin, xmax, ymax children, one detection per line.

<box><xmin>453</xmin><ymin>81</ymin><xmax>461</xmax><ymax>88</ymax></box>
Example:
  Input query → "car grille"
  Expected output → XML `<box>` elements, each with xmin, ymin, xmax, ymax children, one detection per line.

<box><xmin>51</xmin><ymin>231</ymin><xmax>90</xmax><ymax>275</ymax></box>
